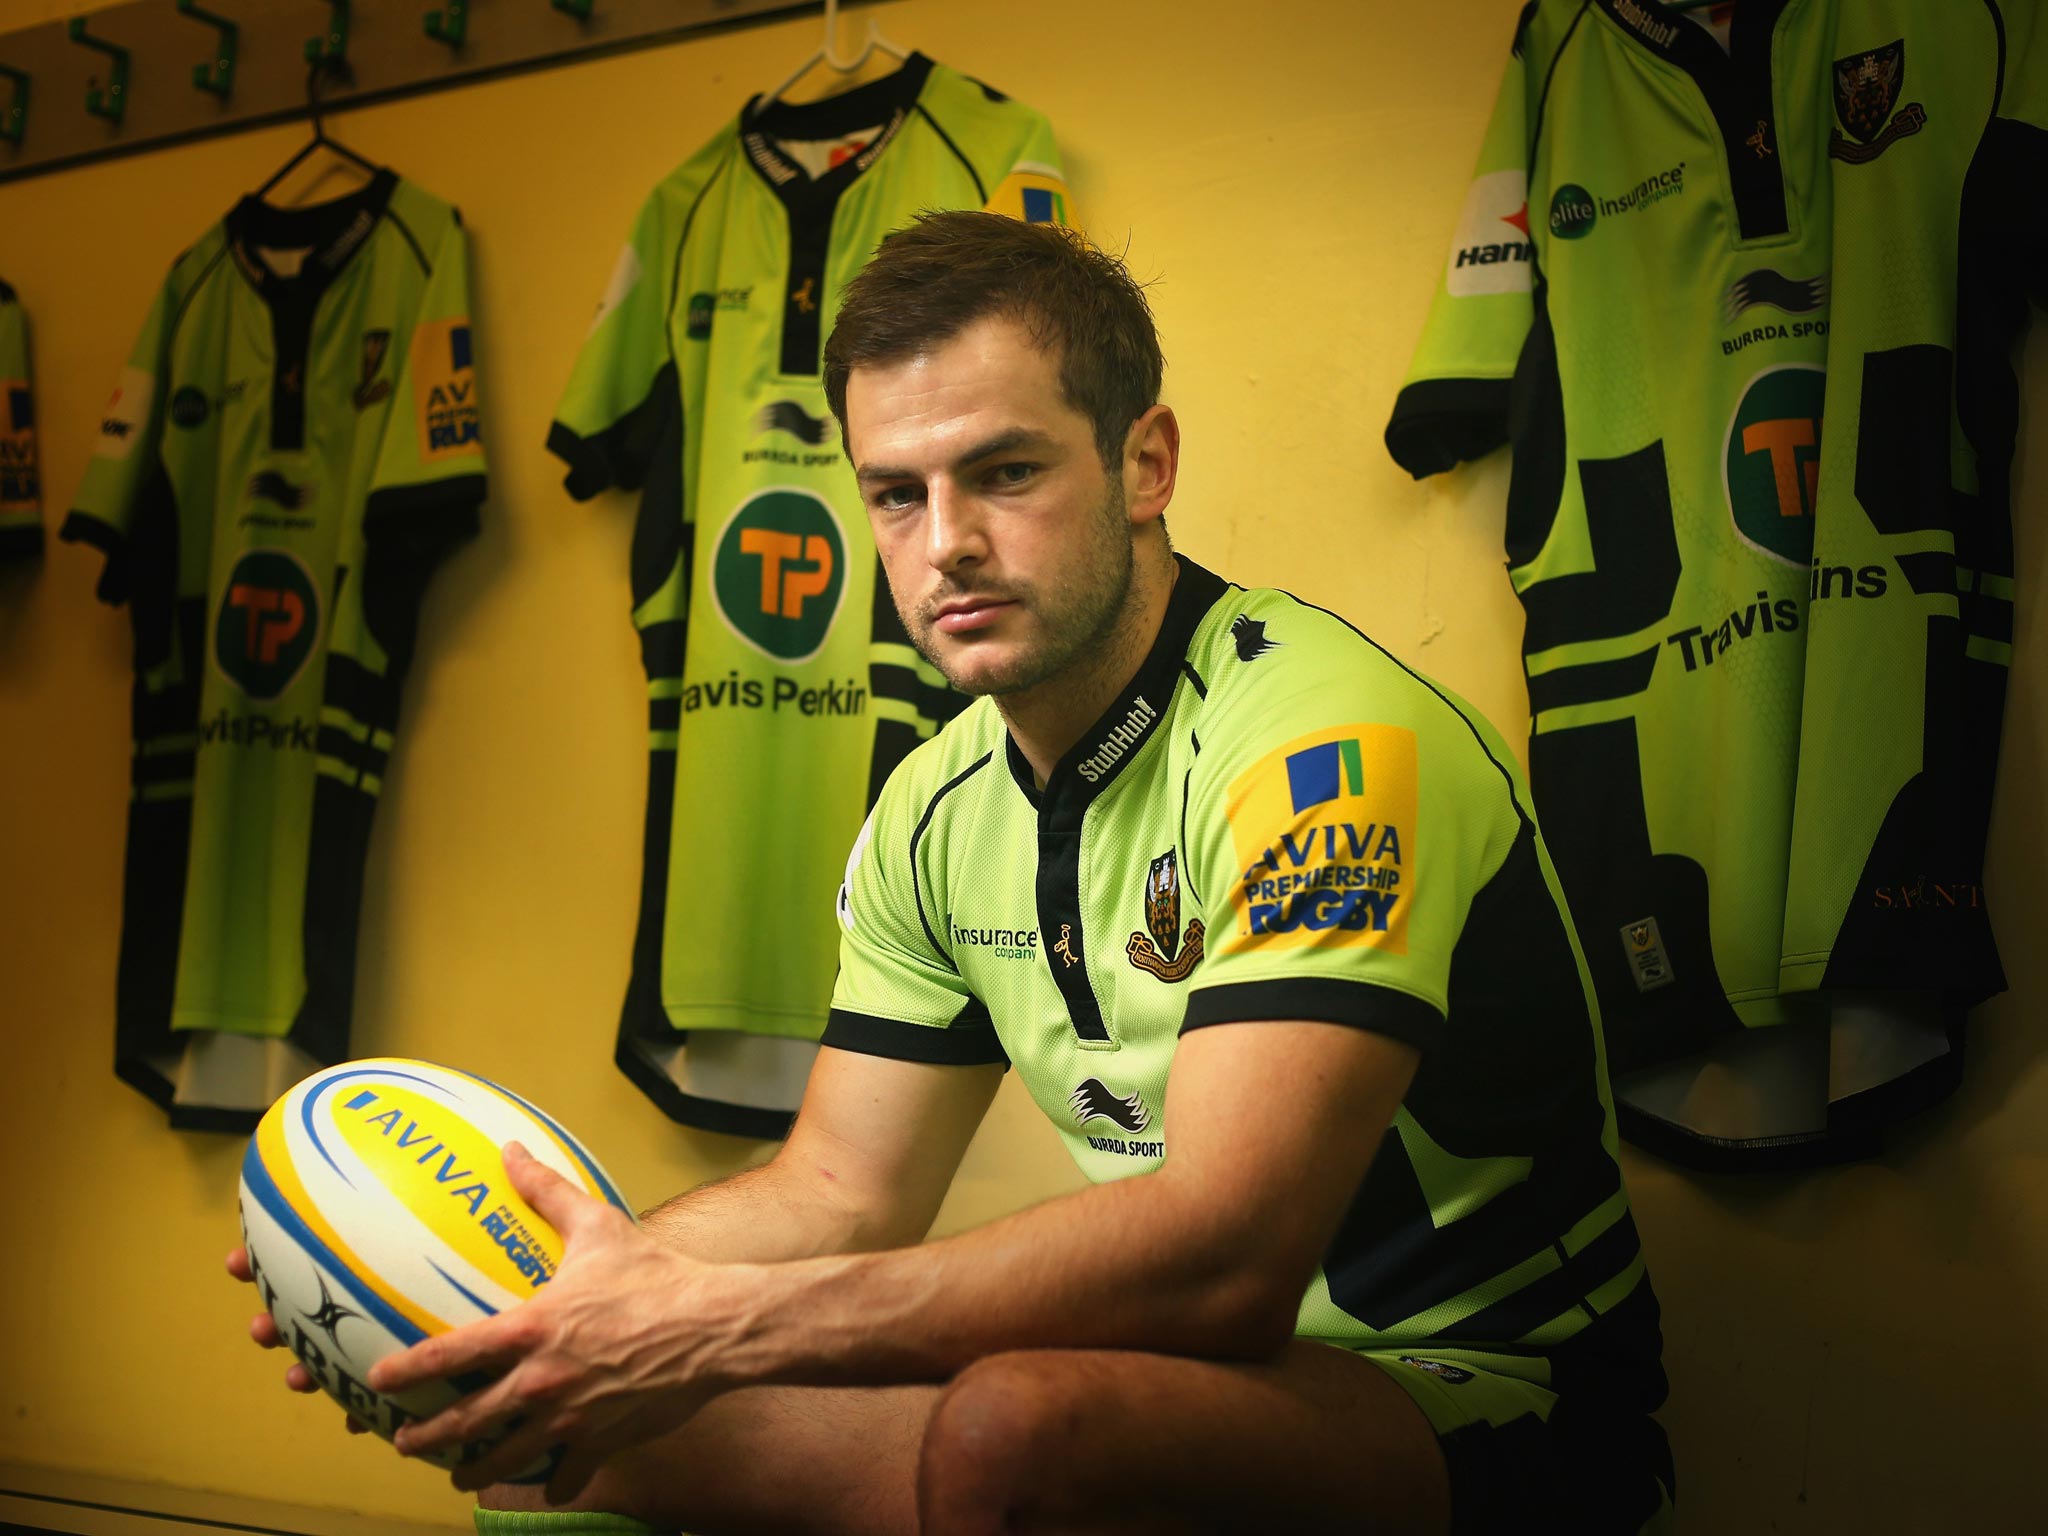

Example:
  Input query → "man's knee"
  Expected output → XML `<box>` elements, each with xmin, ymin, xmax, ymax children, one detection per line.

<box><xmin>917</xmin><ymin>1352</ymin><xmax>1099</xmax><ymax>1527</ymax></box>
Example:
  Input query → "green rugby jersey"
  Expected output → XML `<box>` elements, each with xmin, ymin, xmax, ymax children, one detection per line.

<box><xmin>1386</xmin><ymin>0</ymin><xmax>2047</xmax><ymax>1166</ymax></box>
<box><xmin>0</xmin><ymin>279</ymin><xmax>39</xmax><ymax>559</ymax></box>
<box><xmin>63</xmin><ymin>171</ymin><xmax>485</xmax><ymax>1131</ymax></box>
<box><xmin>829</xmin><ymin>559</ymin><xmax>1666</xmax><ymax>1403</ymax></box>
<box><xmin>549</xmin><ymin>54</ymin><xmax>1072</xmax><ymax>1139</ymax></box>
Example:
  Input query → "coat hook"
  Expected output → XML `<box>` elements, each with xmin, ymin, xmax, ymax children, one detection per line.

<box><xmin>66</xmin><ymin>18</ymin><xmax>130</xmax><ymax>124</ymax></box>
<box><xmin>0</xmin><ymin>65</ymin><xmax>26</xmax><ymax>145</ymax></box>
<box><xmin>425</xmin><ymin>2</ymin><xmax>469</xmax><ymax>48</ymax></box>
<box><xmin>552</xmin><ymin>0</ymin><xmax>594</xmax><ymax>17</ymax></box>
<box><xmin>176</xmin><ymin>1</ymin><xmax>238</xmax><ymax>100</ymax></box>
<box><xmin>305</xmin><ymin>1</ymin><xmax>351</xmax><ymax>68</ymax></box>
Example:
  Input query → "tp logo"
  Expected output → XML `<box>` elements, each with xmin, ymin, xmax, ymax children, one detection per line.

<box><xmin>215</xmin><ymin>548</ymin><xmax>320</xmax><ymax>700</ymax></box>
<box><xmin>1724</xmin><ymin>364</ymin><xmax>1825</xmax><ymax>567</ymax></box>
<box><xmin>712</xmin><ymin>488</ymin><xmax>848</xmax><ymax>662</ymax></box>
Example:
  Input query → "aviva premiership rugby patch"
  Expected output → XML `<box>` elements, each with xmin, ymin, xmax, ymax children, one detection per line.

<box><xmin>411</xmin><ymin>317</ymin><xmax>481</xmax><ymax>464</ymax></box>
<box><xmin>1226</xmin><ymin>724</ymin><xmax>1415</xmax><ymax>955</ymax></box>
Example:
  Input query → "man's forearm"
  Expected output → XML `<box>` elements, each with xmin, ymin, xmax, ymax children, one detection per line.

<box><xmin>705</xmin><ymin>1165</ymin><xmax>1304</xmax><ymax>1388</ymax></box>
<box><xmin>638</xmin><ymin>1154</ymin><xmax>877</xmax><ymax>1264</ymax></box>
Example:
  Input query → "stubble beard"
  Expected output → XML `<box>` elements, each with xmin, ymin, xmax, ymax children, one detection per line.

<box><xmin>902</xmin><ymin>478</ymin><xmax>1137</xmax><ymax>701</ymax></box>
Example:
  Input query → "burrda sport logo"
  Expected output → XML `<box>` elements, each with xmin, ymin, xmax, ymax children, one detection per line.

<box><xmin>711</xmin><ymin>488</ymin><xmax>848</xmax><ymax>663</ymax></box>
<box><xmin>214</xmin><ymin>548</ymin><xmax>320</xmax><ymax>700</ymax></box>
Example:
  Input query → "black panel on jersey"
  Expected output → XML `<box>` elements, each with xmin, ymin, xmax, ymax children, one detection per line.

<box><xmin>1384</xmin><ymin>377</ymin><xmax>1513</xmax><ymax>479</ymax></box>
<box><xmin>822</xmin><ymin>1003</ymin><xmax>1009</xmax><ymax>1066</ymax></box>
<box><xmin>1181</xmin><ymin>980</ymin><xmax>1443</xmax><ymax>1051</ymax></box>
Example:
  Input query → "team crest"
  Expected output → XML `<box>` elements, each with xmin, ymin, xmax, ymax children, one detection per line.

<box><xmin>352</xmin><ymin>330</ymin><xmax>391</xmax><ymax>409</ymax></box>
<box><xmin>1828</xmin><ymin>41</ymin><xmax>1926</xmax><ymax>163</ymax></box>
<box><xmin>1126</xmin><ymin>848</ymin><xmax>1205</xmax><ymax>983</ymax></box>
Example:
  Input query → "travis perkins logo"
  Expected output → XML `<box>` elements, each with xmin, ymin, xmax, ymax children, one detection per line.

<box><xmin>1829</xmin><ymin>41</ymin><xmax>1926</xmax><ymax>163</ymax></box>
<box><xmin>1126</xmin><ymin>849</ymin><xmax>1205</xmax><ymax>983</ymax></box>
<box><xmin>1076</xmin><ymin>695</ymin><xmax>1157</xmax><ymax>782</ymax></box>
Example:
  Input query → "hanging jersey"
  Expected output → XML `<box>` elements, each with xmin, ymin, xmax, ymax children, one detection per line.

<box><xmin>1384</xmin><ymin>0</ymin><xmax>2047</xmax><ymax>1167</ymax></box>
<box><xmin>63</xmin><ymin>171</ymin><xmax>486</xmax><ymax>1132</ymax></box>
<box><xmin>549</xmin><ymin>54</ymin><xmax>1073</xmax><ymax>1139</ymax></box>
<box><xmin>830</xmin><ymin>557</ymin><xmax>1667</xmax><ymax>1408</ymax></box>
<box><xmin>0</xmin><ymin>280</ymin><xmax>40</xmax><ymax>559</ymax></box>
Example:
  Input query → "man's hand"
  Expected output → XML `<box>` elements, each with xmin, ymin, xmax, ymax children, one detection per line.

<box><xmin>223</xmin><ymin>1246</ymin><xmax>372</xmax><ymax>1433</ymax></box>
<box><xmin>370</xmin><ymin>1141</ymin><xmax>738</xmax><ymax>1502</ymax></box>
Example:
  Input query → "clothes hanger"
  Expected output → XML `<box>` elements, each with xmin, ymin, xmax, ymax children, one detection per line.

<box><xmin>760</xmin><ymin>0</ymin><xmax>908</xmax><ymax>110</ymax></box>
<box><xmin>255</xmin><ymin>55</ymin><xmax>379</xmax><ymax>201</ymax></box>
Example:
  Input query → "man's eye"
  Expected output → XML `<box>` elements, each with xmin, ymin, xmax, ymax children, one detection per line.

<box><xmin>991</xmin><ymin>462</ymin><xmax>1036</xmax><ymax>487</ymax></box>
<box><xmin>873</xmin><ymin>485</ymin><xmax>921</xmax><ymax>511</ymax></box>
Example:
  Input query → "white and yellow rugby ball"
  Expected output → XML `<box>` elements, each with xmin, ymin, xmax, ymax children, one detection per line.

<box><xmin>238</xmin><ymin>1058</ymin><xmax>631</xmax><ymax>1478</ymax></box>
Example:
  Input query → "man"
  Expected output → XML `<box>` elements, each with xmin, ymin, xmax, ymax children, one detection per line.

<box><xmin>232</xmin><ymin>213</ymin><xmax>1672</xmax><ymax>1534</ymax></box>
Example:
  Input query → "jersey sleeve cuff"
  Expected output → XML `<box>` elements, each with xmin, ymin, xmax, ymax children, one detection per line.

<box><xmin>59</xmin><ymin>511</ymin><xmax>129</xmax><ymax>603</ymax></box>
<box><xmin>821</xmin><ymin>1007</ymin><xmax>1011</xmax><ymax>1067</ymax></box>
<box><xmin>1181</xmin><ymin>978</ymin><xmax>1444</xmax><ymax>1052</ymax></box>
<box><xmin>1383</xmin><ymin>377</ymin><xmax>1512</xmax><ymax>479</ymax></box>
<box><xmin>364</xmin><ymin>474</ymin><xmax>486</xmax><ymax>557</ymax></box>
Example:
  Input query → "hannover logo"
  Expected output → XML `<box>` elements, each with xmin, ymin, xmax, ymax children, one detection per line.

<box><xmin>712</xmin><ymin>488</ymin><xmax>847</xmax><ymax>663</ymax></box>
<box><xmin>1724</xmin><ymin>365</ymin><xmax>1825</xmax><ymax>567</ymax></box>
<box><xmin>215</xmin><ymin>548</ymin><xmax>320</xmax><ymax>700</ymax></box>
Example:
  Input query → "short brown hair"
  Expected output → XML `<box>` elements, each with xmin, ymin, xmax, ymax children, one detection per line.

<box><xmin>824</xmin><ymin>211</ymin><xmax>1163</xmax><ymax>467</ymax></box>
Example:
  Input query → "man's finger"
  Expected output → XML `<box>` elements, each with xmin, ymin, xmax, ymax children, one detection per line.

<box><xmin>226</xmin><ymin>1247</ymin><xmax>254</xmax><ymax>1282</ymax></box>
<box><xmin>249</xmin><ymin>1313</ymin><xmax>281</xmax><ymax>1348</ymax></box>
<box><xmin>392</xmin><ymin>1370</ymin><xmax>523</xmax><ymax>1461</ymax></box>
<box><xmin>501</xmin><ymin>1142</ymin><xmax>605</xmax><ymax>1238</ymax></box>
<box><xmin>453</xmin><ymin>1411</ymin><xmax>566</xmax><ymax>1495</ymax></box>
<box><xmin>367</xmin><ymin>1316</ymin><xmax>520</xmax><ymax>1395</ymax></box>
<box><xmin>286</xmin><ymin>1362</ymin><xmax>319</xmax><ymax>1393</ymax></box>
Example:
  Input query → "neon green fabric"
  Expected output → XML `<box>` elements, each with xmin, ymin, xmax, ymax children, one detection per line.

<box><xmin>549</xmin><ymin>53</ymin><xmax>1073</xmax><ymax>1137</ymax></box>
<box><xmin>62</xmin><ymin>171</ymin><xmax>484</xmax><ymax>1130</ymax></box>
<box><xmin>1386</xmin><ymin>0</ymin><xmax>2047</xmax><ymax>1163</ymax></box>
<box><xmin>828</xmin><ymin>558</ymin><xmax>1663</xmax><ymax>1406</ymax></box>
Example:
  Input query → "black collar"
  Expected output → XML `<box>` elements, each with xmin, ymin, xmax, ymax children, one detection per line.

<box><xmin>739</xmin><ymin>53</ymin><xmax>935</xmax><ymax>210</ymax></box>
<box><xmin>1005</xmin><ymin>554</ymin><xmax>1230</xmax><ymax>821</ymax></box>
<box><xmin>225</xmin><ymin>167</ymin><xmax>397</xmax><ymax>303</ymax></box>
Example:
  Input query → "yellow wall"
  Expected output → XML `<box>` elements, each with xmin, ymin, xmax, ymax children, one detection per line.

<box><xmin>1</xmin><ymin>1</ymin><xmax>2042</xmax><ymax>1529</ymax></box>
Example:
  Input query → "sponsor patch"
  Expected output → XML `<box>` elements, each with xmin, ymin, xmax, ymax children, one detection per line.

<box><xmin>410</xmin><ymin>318</ymin><xmax>482</xmax><ymax>464</ymax></box>
<box><xmin>986</xmin><ymin>162</ymin><xmax>1073</xmax><ymax>227</ymax></box>
<box><xmin>94</xmin><ymin>365</ymin><xmax>154</xmax><ymax>460</ymax></box>
<box><xmin>711</xmin><ymin>487</ymin><xmax>847</xmax><ymax>663</ymax></box>
<box><xmin>170</xmin><ymin>385</ymin><xmax>210</xmax><ymax>429</ymax></box>
<box><xmin>1446</xmin><ymin>169</ymin><xmax>1534</xmax><ymax>295</ymax></box>
<box><xmin>1724</xmin><ymin>364</ymin><xmax>1825</xmax><ymax>567</ymax></box>
<box><xmin>1069</xmin><ymin>1078</ymin><xmax>1150</xmax><ymax>1133</ymax></box>
<box><xmin>1231</xmin><ymin>614</ymin><xmax>1279</xmax><ymax>662</ymax></box>
<box><xmin>1227</xmin><ymin>724</ymin><xmax>1415</xmax><ymax>954</ymax></box>
<box><xmin>214</xmin><ymin>547</ymin><xmax>322</xmax><ymax>701</ymax></box>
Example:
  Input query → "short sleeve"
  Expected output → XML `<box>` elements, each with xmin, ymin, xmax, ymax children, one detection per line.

<box><xmin>62</xmin><ymin>276</ymin><xmax>175</xmax><ymax>601</ymax></box>
<box><xmin>365</xmin><ymin>213</ymin><xmax>486</xmax><ymax>554</ymax></box>
<box><xmin>1180</xmin><ymin>676</ymin><xmax>1523</xmax><ymax>1054</ymax></box>
<box><xmin>0</xmin><ymin>285</ymin><xmax>39</xmax><ymax>560</ymax></box>
<box><xmin>978</xmin><ymin>123</ymin><xmax>1077</xmax><ymax>231</ymax></box>
<box><xmin>1383</xmin><ymin>18</ymin><xmax>1537</xmax><ymax>479</ymax></box>
<box><xmin>823</xmin><ymin>792</ymin><xmax>1008</xmax><ymax>1067</ymax></box>
<box><xmin>546</xmin><ymin>186</ymin><xmax>683</xmax><ymax>500</ymax></box>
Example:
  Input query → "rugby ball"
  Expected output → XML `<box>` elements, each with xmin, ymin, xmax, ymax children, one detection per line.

<box><xmin>237</xmin><ymin>1058</ymin><xmax>632</xmax><ymax>1479</ymax></box>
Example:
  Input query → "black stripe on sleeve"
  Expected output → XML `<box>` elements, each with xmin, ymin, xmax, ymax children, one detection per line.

<box><xmin>822</xmin><ymin>1005</ymin><xmax>1010</xmax><ymax>1066</ymax></box>
<box><xmin>1182</xmin><ymin>979</ymin><xmax>1444</xmax><ymax>1051</ymax></box>
<box><xmin>909</xmin><ymin>752</ymin><xmax>994</xmax><ymax>956</ymax></box>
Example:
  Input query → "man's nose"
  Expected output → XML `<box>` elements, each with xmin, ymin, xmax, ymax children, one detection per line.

<box><xmin>925</xmin><ymin>481</ymin><xmax>988</xmax><ymax>572</ymax></box>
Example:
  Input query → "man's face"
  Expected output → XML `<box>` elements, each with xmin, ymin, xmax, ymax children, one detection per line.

<box><xmin>848</xmin><ymin>314</ymin><xmax>1136</xmax><ymax>699</ymax></box>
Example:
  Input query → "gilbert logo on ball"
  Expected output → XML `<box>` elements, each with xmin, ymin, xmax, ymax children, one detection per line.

<box><xmin>237</xmin><ymin>1058</ymin><xmax>631</xmax><ymax>1480</ymax></box>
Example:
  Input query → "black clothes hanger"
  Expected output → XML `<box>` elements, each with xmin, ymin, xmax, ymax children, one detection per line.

<box><xmin>256</xmin><ymin>55</ymin><xmax>378</xmax><ymax>200</ymax></box>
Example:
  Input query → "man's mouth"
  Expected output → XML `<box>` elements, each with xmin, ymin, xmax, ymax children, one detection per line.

<box><xmin>931</xmin><ymin>596</ymin><xmax>1016</xmax><ymax>635</ymax></box>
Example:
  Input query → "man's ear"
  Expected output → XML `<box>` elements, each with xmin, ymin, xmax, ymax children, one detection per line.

<box><xmin>1123</xmin><ymin>404</ymin><xmax>1179</xmax><ymax>527</ymax></box>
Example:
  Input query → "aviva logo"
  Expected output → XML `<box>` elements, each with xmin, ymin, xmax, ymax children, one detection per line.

<box><xmin>713</xmin><ymin>488</ymin><xmax>848</xmax><ymax>663</ymax></box>
<box><xmin>1725</xmin><ymin>364</ymin><xmax>1824</xmax><ymax>567</ymax></box>
<box><xmin>1228</xmin><ymin>724</ymin><xmax>1415</xmax><ymax>954</ymax></box>
<box><xmin>215</xmin><ymin>548</ymin><xmax>320</xmax><ymax>700</ymax></box>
